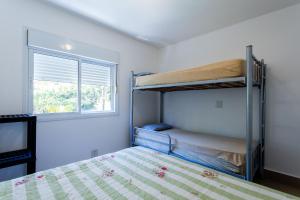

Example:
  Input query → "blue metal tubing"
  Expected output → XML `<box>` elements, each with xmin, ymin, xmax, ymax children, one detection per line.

<box><xmin>129</xmin><ymin>71</ymin><xmax>134</xmax><ymax>147</ymax></box>
<box><xmin>246</xmin><ymin>45</ymin><xmax>253</xmax><ymax>181</ymax></box>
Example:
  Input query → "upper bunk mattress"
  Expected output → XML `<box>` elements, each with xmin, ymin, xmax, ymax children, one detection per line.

<box><xmin>135</xmin><ymin>59</ymin><xmax>245</xmax><ymax>87</ymax></box>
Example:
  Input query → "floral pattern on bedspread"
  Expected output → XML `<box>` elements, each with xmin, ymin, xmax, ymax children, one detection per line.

<box><xmin>0</xmin><ymin>146</ymin><xmax>298</xmax><ymax>200</ymax></box>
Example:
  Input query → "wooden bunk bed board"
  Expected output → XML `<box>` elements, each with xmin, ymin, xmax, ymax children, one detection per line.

<box><xmin>135</xmin><ymin>59</ymin><xmax>246</xmax><ymax>87</ymax></box>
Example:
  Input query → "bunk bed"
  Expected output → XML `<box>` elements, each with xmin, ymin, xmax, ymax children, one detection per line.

<box><xmin>130</xmin><ymin>45</ymin><xmax>267</xmax><ymax>181</ymax></box>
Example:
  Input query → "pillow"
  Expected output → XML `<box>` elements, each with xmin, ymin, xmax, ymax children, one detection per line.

<box><xmin>142</xmin><ymin>123</ymin><xmax>173</xmax><ymax>131</ymax></box>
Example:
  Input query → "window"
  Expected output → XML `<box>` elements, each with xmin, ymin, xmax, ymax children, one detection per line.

<box><xmin>33</xmin><ymin>53</ymin><xmax>78</xmax><ymax>114</ymax></box>
<box><xmin>81</xmin><ymin>62</ymin><xmax>113</xmax><ymax>112</ymax></box>
<box><xmin>29</xmin><ymin>49</ymin><xmax>117</xmax><ymax>117</ymax></box>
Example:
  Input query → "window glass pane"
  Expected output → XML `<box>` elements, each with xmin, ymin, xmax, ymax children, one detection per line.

<box><xmin>33</xmin><ymin>53</ymin><xmax>78</xmax><ymax>114</ymax></box>
<box><xmin>81</xmin><ymin>62</ymin><xmax>113</xmax><ymax>112</ymax></box>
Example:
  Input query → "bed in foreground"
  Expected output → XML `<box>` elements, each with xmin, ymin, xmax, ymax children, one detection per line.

<box><xmin>0</xmin><ymin>146</ymin><xmax>298</xmax><ymax>200</ymax></box>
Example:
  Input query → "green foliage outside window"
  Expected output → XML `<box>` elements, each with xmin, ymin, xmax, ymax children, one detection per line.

<box><xmin>33</xmin><ymin>81</ymin><xmax>111</xmax><ymax>114</ymax></box>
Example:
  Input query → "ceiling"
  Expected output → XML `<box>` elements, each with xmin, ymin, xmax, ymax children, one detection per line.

<box><xmin>44</xmin><ymin>0</ymin><xmax>300</xmax><ymax>47</ymax></box>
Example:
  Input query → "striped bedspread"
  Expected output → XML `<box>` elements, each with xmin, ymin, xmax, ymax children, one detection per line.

<box><xmin>0</xmin><ymin>146</ymin><xmax>298</xmax><ymax>200</ymax></box>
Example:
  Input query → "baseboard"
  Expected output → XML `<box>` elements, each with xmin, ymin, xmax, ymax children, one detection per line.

<box><xmin>264</xmin><ymin>169</ymin><xmax>300</xmax><ymax>187</ymax></box>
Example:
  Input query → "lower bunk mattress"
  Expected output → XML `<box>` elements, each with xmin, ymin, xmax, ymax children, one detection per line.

<box><xmin>0</xmin><ymin>146</ymin><xmax>296</xmax><ymax>200</ymax></box>
<box><xmin>134</xmin><ymin>128</ymin><xmax>258</xmax><ymax>175</ymax></box>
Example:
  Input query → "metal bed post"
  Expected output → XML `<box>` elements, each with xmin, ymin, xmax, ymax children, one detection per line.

<box><xmin>130</xmin><ymin>71</ymin><xmax>135</xmax><ymax>147</ymax></box>
<box><xmin>159</xmin><ymin>91</ymin><xmax>171</xmax><ymax>153</ymax></box>
<box><xmin>160</xmin><ymin>92</ymin><xmax>164</xmax><ymax>123</ymax></box>
<box><xmin>246</xmin><ymin>45</ymin><xmax>253</xmax><ymax>181</ymax></box>
<box><xmin>262</xmin><ymin>63</ymin><xmax>266</xmax><ymax>177</ymax></box>
<box><xmin>259</xmin><ymin>60</ymin><xmax>266</xmax><ymax>177</ymax></box>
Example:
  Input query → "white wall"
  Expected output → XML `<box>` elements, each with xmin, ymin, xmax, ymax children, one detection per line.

<box><xmin>1</xmin><ymin>0</ymin><xmax>299</xmax><ymax>181</ymax></box>
<box><xmin>158</xmin><ymin>4</ymin><xmax>300</xmax><ymax>178</ymax></box>
<box><xmin>0</xmin><ymin>0</ymin><xmax>159</xmax><ymax>180</ymax></box>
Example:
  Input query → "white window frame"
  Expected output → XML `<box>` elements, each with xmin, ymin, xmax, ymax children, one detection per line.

<box><xmin>27</xmin><ymin>46</ymin><xmax>118</xmax><ymax>121</ymax></box>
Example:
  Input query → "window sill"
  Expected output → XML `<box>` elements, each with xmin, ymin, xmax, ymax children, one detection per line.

<box><xmin>36</xmin><ymin>111</ymin><xmax>119</xmax><ymax>122</ymax></box>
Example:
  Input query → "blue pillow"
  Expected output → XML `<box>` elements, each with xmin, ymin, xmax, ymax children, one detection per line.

<box><xmin>142</xmin><ymin>123</ymin><xmax>173</xmax><ymax>131</ymax></box>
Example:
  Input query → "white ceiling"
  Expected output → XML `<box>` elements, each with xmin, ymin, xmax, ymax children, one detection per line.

<box><xmin>44</xmin><ymin>0</ymin><xmax>300</xmax><ymax>47</ymax></box>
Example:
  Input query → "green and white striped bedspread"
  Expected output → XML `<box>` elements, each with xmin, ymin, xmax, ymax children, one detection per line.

<box><xmin>0</xmin><ymin>146</ymin><xmax>298</xmax><ymax>200</ymax></box>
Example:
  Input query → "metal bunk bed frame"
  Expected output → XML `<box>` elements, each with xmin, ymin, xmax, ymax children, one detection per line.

<box><xmin>129</xmin><ymin>45</ymin><xmax>266</xmax><ymax>181</ymax></box>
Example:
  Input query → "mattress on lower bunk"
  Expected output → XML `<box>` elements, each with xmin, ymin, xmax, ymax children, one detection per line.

<box><xmin>134</xmin><ymin>128</ymin><xmax>258</xmax><ymax>175</ymax></box>
<box><xmin>135</xmin><ymin>59</ymin><xmax>245</xmax><ymax>87</ymax></box>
